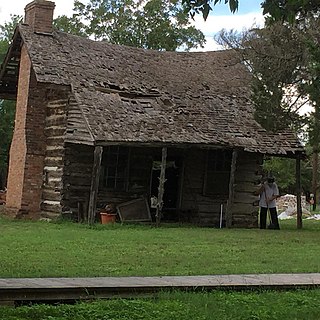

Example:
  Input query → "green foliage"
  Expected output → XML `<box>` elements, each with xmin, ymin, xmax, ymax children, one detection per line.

<box><xmin>182</xmin><ymin>0</ymin><xmax>239</xmax><ymax>20</ymax></box>
<box><xmin>0</xmin><ymin>15</ymin><xmax>20</xmax><ymax>188</ymax></box>
<box><xmin>216</xmin><ymin>26</ymin><xmax>307</xmax><ymax>132</ymax></box>
<box><xmin>215</xmin><ymin>0</ymin><xmax>320</xmax><ymax>207</ymax></box>
<box><xmin>0</xmin><ymin>15</ymin><xmax>22</xmax><ymax>64</ymax></box>
<box><xmin>0</xmin><ymin>100</ymin><xmax>15</xmax><ymax>170</ymax></box>
<box><xmin>54</xmin><ymin>0</ymin><xmax>205</xmax><ymax>51</ymax></box>
<box><xmin>263</xmin><ymin>157</ymin><xmax>312</xmax><ymax>194</ymax></box>
<box><xmin>250</xmin><ymin>25</ymin><xmax>309</xmax><ymax>131</ymax></box>
<box><xmin>0</xmin><ymin>14</ymin><xmax>22</xmax><ymax>42</ymax></box>
<box><xmin>53</xmin><ymin>15</ymin><xmax>88</xmax><ymax>37</ymax></box>
<box><xmin>182</xmin><ymin>0</ymin><xmax>320</xmax><ymax>23</ymax></box>
<box><xmin>0</xmin><ymin>218</ymin><xmax>320</xmax><ymax>278</ymax></box>
<box><xmin>262</xmin><ymin>0</ymin><xmax>320</xmax><ymax>25</ymax></box>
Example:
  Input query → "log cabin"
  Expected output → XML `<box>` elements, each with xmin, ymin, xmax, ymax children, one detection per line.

<box><xmin>0</xmin><ymin>0</ymin><xmax>304</xmax><ymax>227</ymax></box>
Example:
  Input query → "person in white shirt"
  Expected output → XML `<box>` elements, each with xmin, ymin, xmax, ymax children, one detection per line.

<box><xmin>256</xmin><ymin>174</ymin><xmax>280</xmax><ymax>230</ymax></box>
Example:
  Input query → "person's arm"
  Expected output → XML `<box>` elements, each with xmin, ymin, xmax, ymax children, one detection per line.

<box><xmin>273</xmin><ymin>183</ymin><xmax>280</xmax><ymax>199</ymax></box>
<box><xmin>254</xmin><ymin>183</ymin><xmax>265</xmax><ymax>196</ymax></box>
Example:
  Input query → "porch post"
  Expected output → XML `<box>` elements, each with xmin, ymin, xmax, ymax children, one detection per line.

<box><xmin>88</xmin><ymin>146</ymin><xmax>103</xmax><ymax>225</ymax></box>
<box><xmin>156</xmin><ymin>147</ymin><xmax>167</xmax><ymax>226</ymax></box>
<box><xmin>226</xmin><ymin>149</ymin><xmax>238</xmax><ymax>228</ymax></box>
<box><xmin>296</xmin><ymin>154</ymin><xmax>302</xmax><ymax>229</ymax></box>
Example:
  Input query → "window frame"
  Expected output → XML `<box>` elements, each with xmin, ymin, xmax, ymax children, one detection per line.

<box><xmin>100</xmin><ymin>146</ymin><xmax>130</xmax><ymax>191</ymax></box>
<box><xmin>203</xmin><ymin>149</ymin><xmax>232</xmax><ymax>196</ymax></box>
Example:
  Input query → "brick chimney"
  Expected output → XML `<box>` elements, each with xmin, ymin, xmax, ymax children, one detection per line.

<box><xmin>24</xmin><ymin>0</ymin><xmax>55</xmax><ymax>33</ymax></box>
<box><xmin>5</xmin><ymin>1</ymin><xmax>56</xmax><ymax>218</ymax></box>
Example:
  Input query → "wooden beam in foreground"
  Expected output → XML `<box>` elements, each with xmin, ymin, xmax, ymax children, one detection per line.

<box><xmin>226</xmin><ymin>149</ymin><xmax>238</xmax><ymax>228</ymax></box>
<box><xmin>88</xmin><ymin>146</ymin><xmax>103</xmax><ymax>225</ymax></box>
<box><xmin>296</xmin><ymin>154</ymin><xmax>302</xmax><ymax>229</ymax></box>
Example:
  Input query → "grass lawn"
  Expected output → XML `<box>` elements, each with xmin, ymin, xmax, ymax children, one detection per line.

<box><xmin>0</xmin><ymin>216</ymin><xmax>319</xmax><ymax>278</ymax></box>
<box><xmin>1</xmin><ymin>215</ymin><xmax>320</xmax><ymax>319</ymax></box>
<box><xmin>1</xmin><ymin>290</ymin><xmax>320</xmax><ymax>320</ymax></box>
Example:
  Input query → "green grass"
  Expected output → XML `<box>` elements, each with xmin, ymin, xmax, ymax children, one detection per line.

<box><xmin>1</xmin><ymin>290</ymin><xmax>320</xmax><ymax>319</ymax></box>
<box><xmin>0</xmin><ymin>216</ymin><xmax>319</xmax><ymax>278</ymax></box>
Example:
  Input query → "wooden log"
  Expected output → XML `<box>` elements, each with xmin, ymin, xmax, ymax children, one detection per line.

<box><xmin>296</xmin><ymin>155</ymin><xmax>302</xmax><ymax>229</ymax></box>
<box><xmin>41</xmin><ymin>202</ymin><xmax>62</xmax><ymax>213</ymax></box>
<box><xmin>230</xmin><ymin>202</ymin><xmax>257</xmax><ymax>213</ymax></box>
<box><xmin>234</xmin><ymin>166</ymin><xmax>260</xmax><ymax>181</ymax></box>
<box><xmin>87</xmin><ymin>146</ymin><xmax>103</xmax><ymax>225</ymax></box>
<box><xmin>233</xmin><ymin>192</ymin><xmax>259</xmax><ymax>204</ymax></box>
<box><xmin>226</xmin><ymin>149</ymin><xmax>237</xmax><ymax>228</ymax></box>
<box><xmin>234</xmin><ymin>181</ymin><xmax>257</xmax><ymax>193</ymax></box>
<box><xmin>156</xmin><ymin>147</ymin><xmax>167</xmax><ymax>226</ymax></box>
<box><xmin>236</xmin><ymin>162</ymin><xmax>261</xmax><ymax>171</ymax></box>
<box><xmin>42</xmin><ymin>189</ymin><xmax>61</xmax><ymax>201</ymax></box>
<box><xmin>197</xmin><ymin>203</ymin><xmax>223</xmax><ymax>213</ymax></box>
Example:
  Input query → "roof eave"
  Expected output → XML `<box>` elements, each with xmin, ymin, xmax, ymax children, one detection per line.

<box><xmin>0</xmin><ymin>26</ymin><xmax>23</xmax><ymax>100</ymax></box>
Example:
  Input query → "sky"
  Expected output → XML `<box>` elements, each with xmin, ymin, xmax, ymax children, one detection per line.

<box><xmin>0</xmin><ymin>0</ymin><xmax>264</xmax><ymax>51</ymax></box>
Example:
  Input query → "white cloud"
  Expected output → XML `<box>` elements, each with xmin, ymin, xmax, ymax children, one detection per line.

<box><xmin>191</xmin><ymin>12</ymin><xmax>264</xmax><ymax>51</ymax></box>
<box><xmin>193</xmin><ymin>12</ymin><xmax>264</xmax><ymax>35</ymax></box>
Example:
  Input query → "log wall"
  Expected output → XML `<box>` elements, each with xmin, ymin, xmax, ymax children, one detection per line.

<box><xmin>232</xmin><ymin>151</ymin><xmax>263</xmax><ymax>228</ymax></box>
<box><xmin>180</xmin><ymin>149</ymin><xmax>228</xmax><ymax>226</ymax></box>
<box><xmin>41</xmin><ymin>98</ymin><xmax>68</xmax><ymax>216</ymax></box>
<box><xmin>180</xmin><ymin>149</ymin><xmax>262</xmax><ymax>227</ymax></box>
<box><xmin>62</xmin><ymin>143</ymin><xmax>94</xmax><ymax>217</ymax></box>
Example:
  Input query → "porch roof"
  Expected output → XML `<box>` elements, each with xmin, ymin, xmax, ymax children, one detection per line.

<box><xmin>0</xmin><ymin>24</ymin><xmax>304</xmax><ymax>157</ymax></box>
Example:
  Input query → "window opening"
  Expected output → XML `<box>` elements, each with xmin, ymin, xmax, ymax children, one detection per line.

<box><xmin>102</xmin><ymin>146</ymin><xmax>129</xmax><ymax>191</ymax></box>
<box><xmin>204</xmin><ymin>150</ymin><xmax>232</xmax><ymax>195</ymax></box>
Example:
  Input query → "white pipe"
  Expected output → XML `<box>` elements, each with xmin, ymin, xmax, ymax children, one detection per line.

<box><xmin>219</xmin><ymin>204</ymin><xmax>223</xmax><ymax>228</ymax></box>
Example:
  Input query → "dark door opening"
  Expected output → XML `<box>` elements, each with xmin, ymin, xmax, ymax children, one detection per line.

<box><xmin>150</xmin><ymin>159</ymin><xmax>181</xmax><ymax>221</ymax></box>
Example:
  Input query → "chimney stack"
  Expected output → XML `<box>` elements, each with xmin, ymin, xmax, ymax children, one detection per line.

<box><xmin>24</xmin><ymin>0</ymin><xmax>55</xmax><ymax>34</ymax></box>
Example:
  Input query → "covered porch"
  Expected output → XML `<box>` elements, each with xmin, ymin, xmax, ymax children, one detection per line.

<box><xmin>57</xmin><ymin>142</ymin><xmax>269</xmax><ymax>228</ymax></box>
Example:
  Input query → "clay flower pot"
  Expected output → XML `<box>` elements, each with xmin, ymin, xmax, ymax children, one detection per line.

<box><xmin>100</xmin><ymin>212</ymin><xmax>117</xmax><ymax>224</ymax></box>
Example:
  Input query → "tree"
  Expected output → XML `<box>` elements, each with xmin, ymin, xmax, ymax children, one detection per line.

<box><xmin>182</xmin><ymin>0</ymin><xmax>320</xmax><ymax>22</ymax></box>
<box><xmin>0</xmin><ymin>15</ymin><xmax>20</xmax><ymax>189</ymax></box>
<box><xmin>0</xmin><ymin>100</ymin><xmax>15</xmax><ymax>189</ymax></box>
<box><xmin>216</xmin><ymin>25</ymin><xmax>307</xmax><ymax>132</ymax></box>
<box><xmin>53</xmin><ymin>14</ymin><xmax>88</xmax><ymax>37</ymax></box>
<box><xmin>54</xmin><ymin>0</ymin><xmax>206</xmax><ymax>51</ymax></box>
<box><xmin>216</xmin><ymin>8</ymin><xmax>320</xmax><ymax>210</ymax></box>
<box><xmin>263</xmin><ymin>155</ymin><xmax>312</xmax><ymax>195</ymax></box>
<box><xmin>182</xmin><ymin>0</ymin><xmax>239</xmax><ymax>20</ymax></box>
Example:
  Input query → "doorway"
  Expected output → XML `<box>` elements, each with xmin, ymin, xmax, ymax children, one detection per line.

<box><xmin>150</xmin><ymin>158</ymin><xmax>181</xmax><ymax>221</ymax></box>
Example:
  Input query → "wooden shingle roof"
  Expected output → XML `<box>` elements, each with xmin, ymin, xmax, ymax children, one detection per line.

<box><xmin>0</xmin><ymin>24</ymin><xmax>304</xmax><ymax>156</ymax></box>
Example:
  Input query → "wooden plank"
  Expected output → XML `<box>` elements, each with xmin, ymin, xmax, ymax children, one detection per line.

<box><xmin>233</xmin><ymin>192</ymin><xmax>258</xmax><ymax>204</ymax></box>
<box><xmin>296</xmin><ymin>155</ymin><xmax>302</xmax><ymax>229</ymax></box>
<box><xmin>234</xmin><ymin>181</ymin><xmax>257</xmax><ymax>193</ymax></box>
<box><xmin>0</xmin><ymin>274</ymin><xmax>319</xmax><ymax>302</ymax></box>
<box><xmin>156</xmin><ymin>147</ymin><xmax>167</xmax><ymax>226</ymax></box>
<box><xmin>226</xmin><ymin>150</ymin><xmax>237</xmax><ymax>228</ymax></box>
<box><xmin>234</xmin><ymin>171</ymin><xmax>259</xmax><ymax>182</ymax></box>
<box><xmin>87</xmin><ymin>146</ymin><xmax>103</xmax><ymax>225</ymax></box>
<box><xmin>230</xmin><ymin>203</ymin><xmax>257</xmax><ymax>213</ymax></box>
<box><xmin>116</xmin><ymin>198</ymin><xmax>151</xmax><ymax>222</ymax></box>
